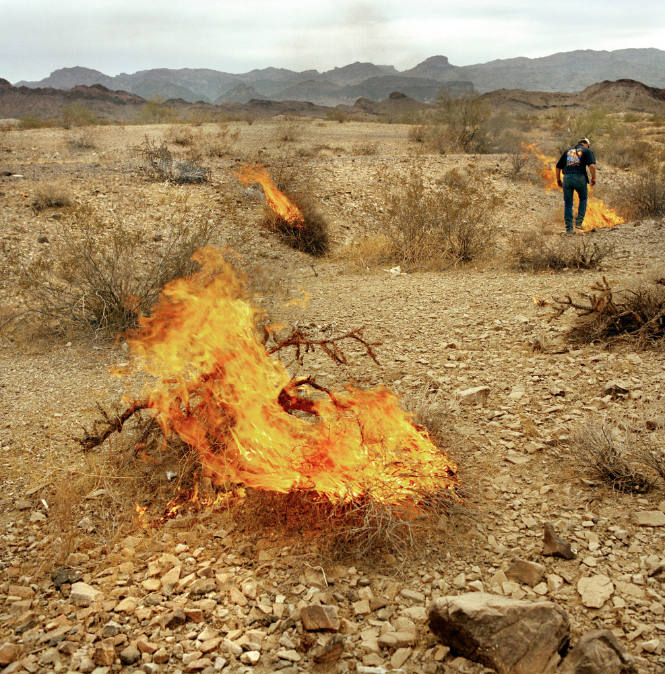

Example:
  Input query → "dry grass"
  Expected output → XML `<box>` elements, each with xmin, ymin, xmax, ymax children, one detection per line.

<box><xmin>31</xmin><ymin>182</ymin><xmax>73</xmax><ymax>212</ymax></box>
<box><xmin>13</xmin><ymin>199</ymin><xmax>215</xmax><ymax>334</ymax></box>
<box><xmin>569</xmin><ymin>424</ymin><xmax>652</xmax><ymax>493</ymax></box>
<box><xmin>510</xmin><ymin>231</ymin><xmax>613</xmax><ymax>272</ymax></box>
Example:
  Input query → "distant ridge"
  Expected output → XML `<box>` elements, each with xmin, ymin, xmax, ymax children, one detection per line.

<box><xmin>12</xmin><ymin>48</ymin><xmax>665</xmax><ymax>106</ymax></box>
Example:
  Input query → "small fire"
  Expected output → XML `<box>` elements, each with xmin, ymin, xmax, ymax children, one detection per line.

<box><xmin>127</xmin><ymin>248</ymin><xmax>458</xmax><ymax>510</ymax></box>
<box><xmin>235</xmin><ymin>164</ymin><xmax>305</xmax><ymax>228</ymax></box>
<box><xmin>521</xmin><ymin>142</ymin><xmax>624</xmax><ymax>231</ymax></box>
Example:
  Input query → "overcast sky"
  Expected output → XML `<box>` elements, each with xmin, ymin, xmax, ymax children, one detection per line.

<box><xmin>2</xmin><ymin>0</ymin><xmax>664</xmax><ymax>83</ymax></box>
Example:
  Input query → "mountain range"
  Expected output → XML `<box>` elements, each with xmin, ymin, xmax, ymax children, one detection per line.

<box><xmin>13</xmin><ymin>48</ymin><xmax>665</xmax><ymax>107</ymax></box>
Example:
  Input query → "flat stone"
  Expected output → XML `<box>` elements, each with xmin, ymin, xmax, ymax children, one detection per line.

<box><xmin>239</xmin><ymin>650</ymin><xmax>260</xmax><ymax>665</ymax></box>
<box><xmin>70</xmin><ymin>582</ymin><xmax>103</xmax><ymax>607</ymax></box>
<box><xmin>300</xmin><ymin>604</ymin><xmax>340</xmax><ymax>631</ymax></box>
<box><xmin>505</xmin><ymin>559</ymin><xmax>546</xmax><ymax>587</ymax></box>
<box><xmin>634</xmin><ymin>511</ymin><xmax>665</xmax><ymax>527</ymax></box>
<box><xmin>457</xmin><ymin>386</ymin><xmax>490</xmax><ymax>406</ymax></box>
<box><xmin>114</xmin><ymin>597</ymin><xmax>137</xmax><ymax>613</ymax></box>
<box><xmin>577</xmin><ymin>575</ymin><xmax>614</xmax><ymax>609</ymax></box>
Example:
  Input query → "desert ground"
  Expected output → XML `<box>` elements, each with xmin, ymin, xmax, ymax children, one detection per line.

<box><xmin>1</xmin><ymin>116</ymin><xmax>665</xmax><ymax>673</ymax></box>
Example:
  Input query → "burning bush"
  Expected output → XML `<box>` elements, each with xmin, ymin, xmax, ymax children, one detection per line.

<box><xmin>236</xmin><ymin>164</ymin><xmax>329</xmax><ymax>256</ymax></box>
<box><xmin>510</xmin><ymin>231</ymin><xmax>613</xmax><ymax>272</ymax></box>
<box><xmin>550</xmin><ymin>276</ymin><xmax>665</xmax><ymax>346</ymax></box>
<box><xmin>15</xmin><ymin>201</ymin><xmax>215</xmax><ymax>334</ymax></box>
<box><xmin>83</xmin><ymin>248</ymin><xmax>459</xmax><ymax>544</ymax></box>
<box><xmin>380</xmin><ymin>170</ymin><xmax>498</xmax><ymax>269</ymax></box>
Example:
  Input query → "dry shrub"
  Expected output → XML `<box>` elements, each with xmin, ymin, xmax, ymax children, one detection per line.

<box><xmin>570</xmin><ymin>425</ymin><xmax>652</xmax><ymax>493</ymax></box>
<box><xmin>204</xmin><ymin>124</ymin><xmax>240</xmax><ymax>158</ymax></box>
<box><xmin>511</xmin><ymin>231</ymin><xmax>612</xmax><ymax>271</ymax></box>
<box><xmin>263</xmin><ymin>190</ymin><xmax>329</xmax><ymax>257</ymax></box>
<box><xmin>352</xmin><ymin>140</ymin><xmax>378</xmax><ymax>156</ymax></box>
<box><xmin>641</xmin><ymin>446</ymin><xmax>665</xmax><ymax>484</ymax></box>
<box><xmin>379</xmin><ymin>169</ymin><xmax>498</xmax><ymax>269</ymax></box>
<box><xmin>551</xmin><ymin>276</ymin><xmax>665</xmax><ymax>346</ymax></box>
<box><xmin>66</xmin><ymin>129</ymin><xmax>98</xmax><ymax>150</ymax></box>
<box><xmin>31</xmin><ymin>182</ymin><xmax>73</xmax><ymax>212</ymax></box>
<box><xmin>165</xmin><ymin>124</ymin><xmax>195</xmax><ymax>146</ymax></box>
<box><xmin>621</xmin><ymin>166</ymin><xmax>665</xmax><ymax>218</ymax></box>
<box><xmin>15</xmin><ymin>200</ymin><xmax>215</xmax><ymax>334</ymax></box>
<box><xmin>137</xmin><ymin>135</ymin><xmax>210</xmax><ymax>184</ymax></box>
<box><xmin>278</xmin><ymin>123</ymin><xmax>300</xmax><ymax>142</ymax></box>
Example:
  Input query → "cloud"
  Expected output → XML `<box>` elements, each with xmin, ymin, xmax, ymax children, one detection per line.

<box><xmin>1</xmin><ymin>0</ymin><xmax>663</xmax><ymax>82</ymax></box>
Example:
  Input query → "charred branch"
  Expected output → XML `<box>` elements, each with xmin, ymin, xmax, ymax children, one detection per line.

<box><xmin>267</xmin><ymin>326</ymin><xmax>380</xmax><ymax>367</ymax></box>
<box><xmin>78</xmin><ymin>400</ymin><xmax>148</xmax><ymax>451</ymax></box>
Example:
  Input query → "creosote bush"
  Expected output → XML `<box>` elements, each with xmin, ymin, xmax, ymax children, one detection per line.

<box><xmin>137</xmin><ymin>136</ymin><xmax>210</xmax><ymax>184</ymax></box>
<box><xmin>511</xmin><ymin>231</ymin><xmax>612</xmax><ymax>272</ymax></box>
<box><xmin>366</xmin><ymin>169</ymin><xmax>498</xmax><ymax>269</ymax></box>
<box><xmin>621</xmin><ymin>165</ymin><xmax>665</xmax><ymax>218</ymax></box>
<box><xmin>263</xmin><ymin>190</ymin><xmax>329</xmax><ymax>257</ymax></box>
<box><xmin>16</xmin><ymin>201</ymin><xmax>215</xmax><ymax>334</ymax></box>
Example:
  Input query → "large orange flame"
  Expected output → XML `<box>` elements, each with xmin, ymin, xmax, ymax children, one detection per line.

<box><xmin>522</xmin><ymin>142</ymin><xmax>624</xmax><ymax>231</ymax></box>
<box><xmin>127</xmin><ymin>248</ymin><xmax>458</xmax><ymax>507</ymax></box>
<box><xmin>235</xmin><ymin>164</ymin><xmax>305</xmax><ymax>228</ymax></box>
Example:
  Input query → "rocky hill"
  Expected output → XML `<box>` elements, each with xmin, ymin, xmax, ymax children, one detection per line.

<box><xmin>480</xmin><ymin>79</ymin><xmax>665</xmax><ymax>114</ymax></box>
<box><xmin>13</xmin><ymin>48</ymin><xmax>665</xmax><ymax>105</ymax></box>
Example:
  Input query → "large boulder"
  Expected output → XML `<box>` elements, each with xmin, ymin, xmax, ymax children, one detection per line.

<box><xmin>428</xmin><ymin>593</ymin><xmax>569</xmax><ymax>674</ymax></box>
<box><xmin>558</xmin><ymin>630</ymin><xmax>635</xmax><ymax>673</ymax></box>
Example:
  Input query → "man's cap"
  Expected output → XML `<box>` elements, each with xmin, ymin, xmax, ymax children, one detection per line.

<box><xmin>578</xmin><ymin>137</ymin><xmax>590</xmax><ymax>145</ymax></box>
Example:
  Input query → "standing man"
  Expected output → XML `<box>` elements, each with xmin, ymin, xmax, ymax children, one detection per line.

<box><xmin>555</xmin><ymin>138</ymin><xmax>596</xmax><ymax>233</ymax></box>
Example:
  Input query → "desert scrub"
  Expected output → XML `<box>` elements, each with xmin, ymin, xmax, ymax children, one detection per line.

<box><xmin>550</xmin><ymin>275</ymin><xmax>665</xmax><ymax>347</ymax></box>
<box><xmin>376</xmin><ymin>169</ymin><xmax>498</xmax><ymax>269</ymax></box>
<box><xmin>621</xmin><ymin>165</ymin><xmax>665</xmax><ymax>218</ymax></box>
<box><xmin>15</xmin><ymin>200</ymin><xmax>215</xmax><ymax>334</ymax></box>
<box><xmin>137</xmin><ymin>135</ymin><xmax>211</xmax><ymax>184</ymax></box>
<box><xmin>31</xmin><ymin>182</ymin><xmax>73</xmax><ymax>212</ymax></box>
<box><xmin>510</xmin><ymin>231</ymin><xmax>612</xmax><ymax>272</ymax></box>
<box><xmin>569</xmin><ymin>424</ymin><xmax>652</xmax><ymax>493</ymax></box>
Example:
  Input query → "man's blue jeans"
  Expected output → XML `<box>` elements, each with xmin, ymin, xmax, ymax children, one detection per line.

<box><xmin>562</xmin><ymin>174</ymin><xmax>588</xmax><ymax>231</ymax></box>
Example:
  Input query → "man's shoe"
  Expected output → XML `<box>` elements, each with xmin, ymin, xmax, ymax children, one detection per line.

<box><xmin>574</xmin><ymin>224</ymin><xmax>584</xmax><ymax>231</ymax></box>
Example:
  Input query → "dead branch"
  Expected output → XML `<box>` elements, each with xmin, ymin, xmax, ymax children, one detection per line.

<box><xmin>267</xmin><ymin>326</ymin><xmax>380</xmax><ymax>366</ymax></box>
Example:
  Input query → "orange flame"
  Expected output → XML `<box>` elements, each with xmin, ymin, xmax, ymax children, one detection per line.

<box><xmin>235</xmin><ymin>164</ymin><xmax>305</xmax><ymax>228</ymax></box>
<box><xmin>521</xmin><ymin>142</ymin><xmax>624</xmax><ymax>231</ymax></box>
<box><xmin>126</xmin><ymin>248</ymin><xmax>458</xmax><ymax>508</ymax></box>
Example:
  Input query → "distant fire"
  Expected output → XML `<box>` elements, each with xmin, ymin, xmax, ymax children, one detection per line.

<box><xmin>235</xmin><ymin>164</ymin><xmax>305</xmax><ymax>227</ymax></box>
<box><xmin>522</xmin><ymin>142</ymin><xmax>624</xmax><ymax>231</ymax></box>
<box><xmin>127</xmin><ymin>248</ymin><xmax>458</xmax><ymax>513</ymax></box>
